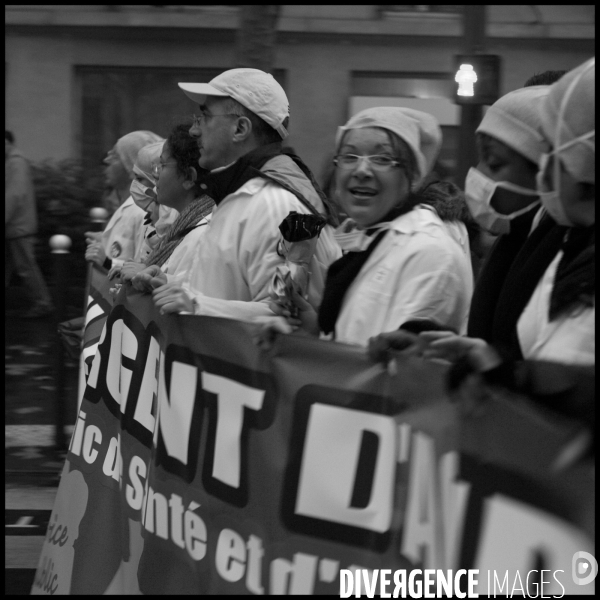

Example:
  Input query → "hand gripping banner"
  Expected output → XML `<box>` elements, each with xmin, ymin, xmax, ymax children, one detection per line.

<box><xmin>32</xmin><ymin>287</ymin><xmax>595</xmax><ymax>595</ymax></box>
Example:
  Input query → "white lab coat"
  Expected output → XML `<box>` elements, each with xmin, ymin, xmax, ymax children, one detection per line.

<box><xmin>334</xmin><ymin>205</ymin><xmax>473</xmax><ymax>346</ymax></box>
<box><xmin>162</xmin><ymin>216</ymin><xmax>210</xmax><ymax>278</ymax></box>
<box><xmin>181</xmin><ymin>177</ymin><xmax>341</xmax><ymax>321</ymax></box>
<box><xmin>101</xmin><ymin>196</ymin><xmax>147</xmax><ymax>268</ymax></box>
<box><xmin>517</xmin><ymin>251</ymin><xmax>595</xmax><ymax>365</ymax></box>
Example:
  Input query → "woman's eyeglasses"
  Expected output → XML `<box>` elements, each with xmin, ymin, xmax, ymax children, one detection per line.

<box><xmin>151</xmin><ymin>162</ymin><xmax>178</xmax><ymax>178</ymax></box>
<box><xmin>333</xmin><ymin>154</ymin><xmax>406</xmax><ymax>173</ymax></box>
<box><xmin>333</xmin><ymin>154</ymin><xmax>405</xmax><ymax>172</ymax></box>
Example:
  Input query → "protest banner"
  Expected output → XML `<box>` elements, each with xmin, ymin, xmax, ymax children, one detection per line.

<box><xmin>76</xmin><ymin>264</ymin><xmax>113</xmax><ymax>409</ymax></box>
<box><xmin>33</xmin><ymin>287</ymin><xmax>595</xmax><ymax>595</ymax></box>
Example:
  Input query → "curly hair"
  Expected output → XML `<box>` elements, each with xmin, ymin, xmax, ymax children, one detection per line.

<box><xmin>165</xmin><ymin>120</ymin><xmax>202</xmax><ymax>183</ymax></box>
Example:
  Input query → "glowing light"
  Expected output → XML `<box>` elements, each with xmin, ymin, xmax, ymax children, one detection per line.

<box><xmin>455</xmin><ymin>64</ymin><xmax>478</xmax><ymax>97</ymax></box>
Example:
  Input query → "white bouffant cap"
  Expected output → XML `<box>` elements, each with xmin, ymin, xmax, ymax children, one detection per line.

<box><xmin>476</xmin><ymin>86</ymin><xmax>551</xmax><ymax>165</ymax></box>
<box><xmin>336</xmin><ymin>106</ymin><xmax>442</xmax><ymax>186</ymax></box>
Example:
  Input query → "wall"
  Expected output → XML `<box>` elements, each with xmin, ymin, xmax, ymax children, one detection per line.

<box><xmin>5</xmin><ymin>6</ymin><xmax>595</xmax><ymax>177</ymax></box>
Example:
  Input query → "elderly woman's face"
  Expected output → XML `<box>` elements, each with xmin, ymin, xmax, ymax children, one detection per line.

<box><xmin>335</xmin><ymin>128</ymin><xmax>411</xmax><ymax>228</ymax></box>
<box><xmin>103</xmin><ymin>148</ymin><xmax>131</xmax><ymax>189</ymax></box>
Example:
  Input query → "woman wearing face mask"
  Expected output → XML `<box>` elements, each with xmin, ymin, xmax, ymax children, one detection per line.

<box><xmin>128</xmin><ymin>123</ymin><xmax>214</xmax><ymax>291</ymax></box>
<box><xmin>269</xmin><ymin>107</ymin><xmax>473</xmax><ymax>346</ymax></box>
<box><xmin>370</xmin><ymin>84</ymin><xmax>569</xmax><ymax>357</ymax></box>
<box><xmin>114</xmin><ymin>140</ymin><xmax>180</xmax><ymax>282</ymax></box>
<box><xmin>85</xmin><ymin>130</ymin><xmax>163</xmax><ymax>271</ymax></box>
<box><xmin>372</xmin><ymin>59</ymin><xmax>595</xmax><ymax>438</ymax></box>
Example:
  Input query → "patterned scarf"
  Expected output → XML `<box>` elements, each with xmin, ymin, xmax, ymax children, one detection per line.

<box><xmin>144</xmin><ymin>195</ymin><xmax>214</xmax><ymax>268</ymax></box>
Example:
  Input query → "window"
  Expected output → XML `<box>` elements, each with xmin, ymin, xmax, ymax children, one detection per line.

<box><xmin>76</xmin><ymin>66</ymin><xmax>285</xmax><ymax>166</ymax></box>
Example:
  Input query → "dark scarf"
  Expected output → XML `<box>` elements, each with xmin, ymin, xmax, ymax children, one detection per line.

<box><xmin>549</xmin><ymin>225</ymin><xmax>595</xmax><ymax>320</ymax></box>
<box><xmin>195</xmin><ymin>143</ymin><xmax>337</xmax><ymax>224</ymax></box>
<box><xmin>487</xmin><ymin>214</ymin><xmax>567</xmax><ymax>358</ymax></box>
<box><xmin>144</xmin><ymin>195</ymin><xmax>214</xmax><ymax>268</ymax></box>
<box><xmin>468</xmin><ymin>209</ymin><xmax>542</xmax><ymax>342</ymax></box>
<box><xmin>318</xmin><ymin>230</ymin><xmax>388</xmax><ymax>335</ymax></box>
<box><xmin>318</xmin><ymin>180</ymin><xmax>470</xmax><ymax>336</ymax></box>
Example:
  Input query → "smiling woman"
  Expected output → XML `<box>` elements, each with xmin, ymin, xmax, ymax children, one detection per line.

<box><xmin>280</xmin><ymin>106</ymin><xmax>474</xmax><ymax>346</ymax></box>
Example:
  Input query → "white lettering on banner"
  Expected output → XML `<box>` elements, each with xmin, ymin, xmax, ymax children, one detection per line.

<box><xmin>106</xmin><ymin>318</ymin><xmax>124</xmax><ymax>406</ymax></box>
<box><xmin>157</xmin><ymin>357</ymin><xmax>197</xmax><ymax>465</ymax></box>
<box><xmin>120</xmin><ymin>321</ymin><xmax>138</xmax><ymax>413</ymax></box>
<box><xmin>102</xmin><ymin>435</ymin><xmax>122</xmax><ymax>482</ymax></box>
<box><xmin>140</xmin><ymin>485</ymin><xmax>207</xmax><ymax>561</ymax></box>
<box><xmin>184</xmin><ymin>501</ymin><xmax>207</xmax><ymax>561</ymax></box>
<box><xmin>474</xmin><ymin>494</ymin><xmax>588</xmax><ymax>596</ymax></box>
<box><xmin>133</xmin><ymin>336</ymin><xmax>160</xmax><ymax>433</ymax></box>
<box><xmin>69</xmin><ymin>411</ymin><xmax>86</xmax><ymax>456</ymax></box>
<box><xmin>144</xmin><ymin>486</ymin><xmax>169</xmax><ymax>539</ymax></box>
<box><xmin>86</xmin><ymin>323</ymin><xmax>106</xmax><ymax>390</ymax></box>
<box><xmin>201</xmin><ymin>372</ymin><xmax>265</xmax><ymax>488</ymax></box>
<box><xmin>439</xmin><ymin>451</ymin><xmax>470</xmax><ymax>569</ymax></box>
<box><xmin>125</xmin><ymin>455</ymin><xmax>147</xmax><ymax>511</ymax></box>
<box><xmin>270</xmin><ymin>552</ymin><xmax>319</xmax><ymax>595</ymax></box>
<box><xmin>168</xmin><ymin>493</ymin><xmax>185</xmax><ymax>549</ymax></box>
<box><xmin>246</xmin><ymin>535</ymin><xmax>265</xmax><ymax>594</ymax></box>
<box><xmin>401</xmin><ymin>432</ymin><xmax>442</xmax><ymax>567</ymax></box>
<box><xmin>295</xmin><ymin>404</ymin><xmax>396</xmax><ymax>532</ymax></box>
<box><xmin>401</xmin><ymin>435</ymin><xmax>471</xmax><ymax>569</ymax></box>
<box><xmin>81</xmin><ymin>424</ymin><xmax>102</xmax><ymax>464</ymax></box>
<box><xmin>215</xmin><ymin>528</ymin><xmax>246</xmax><ymax>582</ymax></box>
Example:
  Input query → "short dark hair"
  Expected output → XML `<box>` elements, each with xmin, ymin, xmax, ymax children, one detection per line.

<box><xmin>220</xmin><ymin>97</ymin><xmax>288</xmax><ymax>146</ymax></box>
<box><xmin>524</xmin><ymin>70</ymin><xmax>567</xmax><ymax>87</ymax></box>
<box><xmin>5</xmin><ymin>130</ymin><xmax>14</xmax><ymax>144</ymax></box>
<box><xmin>165</xmin><ymin>120</ymin><xmax>201</xmax><ymax>183</ymax></box>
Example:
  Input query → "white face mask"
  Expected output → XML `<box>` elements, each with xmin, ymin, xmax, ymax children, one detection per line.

<box><xmin>130</xmin><ymin>179</ymin><xmax>157</xmax><ymax>211</ymax></box>
<box><xmin>465</xmin><ymin>167</ymin><xmax>540</xmax><ymax>235</ymax></box>
<box><xmin>334</xmin><ymin>219</ymin><xmax>391</xmax><ymax>252</ymax></box>
<box><xmin>536</xmin><ymin>59</ymin><xmax>595</xmax><ymax>228</ymax></box>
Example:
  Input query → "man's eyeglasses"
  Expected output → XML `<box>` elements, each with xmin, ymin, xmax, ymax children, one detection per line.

<box><xmin>333</xmin><ymin>154</ymin><xmax>406</xmax><ymax>172</ymax></box>
<box><xmin>192</xmin><ymin>110</ymin><xmax>240</xmax><ymax>128</ymax></box>
<box><xmin>151</xmin><ymin>162</ymin><xmax>178</xmax><ymax>178</ymax></box>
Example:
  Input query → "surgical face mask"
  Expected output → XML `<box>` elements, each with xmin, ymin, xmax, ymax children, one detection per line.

<box><xmin>465</xmin><ymin>167</ymin><xmax>540</xmax><ymax>235</ymax></box>
<box><xmin>536</xmin><ymin>59</ymin><xmax>595</xmax><ymax>228</ymax></box>
<box><xmin>536</xmin><ymin>133</ymin><xmax>594</xmax><ymax>227</ymax></box>
<box><xmin>334</xmin><ymin>219</ymin><xmax>391</xmax><ymax>252</ymax></box>
<box><xmin>130</xmin><ymin>179</ymin><xmax>157</xmax><ymax>211</ymax></box>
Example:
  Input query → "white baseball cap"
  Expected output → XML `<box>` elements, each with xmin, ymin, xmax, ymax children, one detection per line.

<box><xmin>178</xmin><ymin>68</ymin><xmax>289</xmax><ymax>139</ymax></box>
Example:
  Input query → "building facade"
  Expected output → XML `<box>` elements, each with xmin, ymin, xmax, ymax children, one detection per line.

<box><xmin>5</xmin><ymin>5</ymin><xmax>595</xmax><ymax>180</ymax></box>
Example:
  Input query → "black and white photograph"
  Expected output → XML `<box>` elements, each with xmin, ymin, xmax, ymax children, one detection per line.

<box><xmin>5</xmin><ymin>5</ymin><xmax>595</xmax><ymax>596</ymax></box>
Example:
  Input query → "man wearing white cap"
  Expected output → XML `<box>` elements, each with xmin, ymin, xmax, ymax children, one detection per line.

<box><xmin>150</xmin><ymin>68</ymin><xmax>340</xmax><ymax>320</ymax></box>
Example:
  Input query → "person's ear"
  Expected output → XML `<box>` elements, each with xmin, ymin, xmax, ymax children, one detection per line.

<box><xmin>182</xmin><ymin>167</ymin><xmax>197</xmax><ymax>190</ymax></box>
<box><xmin>232</xmin><ymin>116</ymin><xmax>253</xmax><ymax>143</ymax></box>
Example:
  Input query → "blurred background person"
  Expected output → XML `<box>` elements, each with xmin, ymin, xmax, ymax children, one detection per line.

<box><xmin>85</xmin><ymin>130</ymin><xmax>162</xmax><ymax>271</ymax></box>
<box><xmin>5</xmin><ymin>129</ymin><xmax>54</xmax><ymax>318</ymax></box>
<box><xmin>128</xmin><ymin>139</ymin><xmax>177</xmax><ymax>264</ymax></box>
<box><xmin>273</xmin><ymin>107</ymin><xmax>473</xmax><ymax>346</ymax></box>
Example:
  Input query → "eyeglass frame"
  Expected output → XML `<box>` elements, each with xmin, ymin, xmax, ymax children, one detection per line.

<box><xmin>333</xmin><ymin>154</ymin><xmax>407</xmax><ymax>172</ymax></box>
<box><xmin>191</xmin><ymin>110</ymin><xmax>241</xmax><ymax>128</ymax></box>
<box><xmin>151</xmin><ymin>161</ymin><xmax>178</xmax><ymax>178</ymax></box>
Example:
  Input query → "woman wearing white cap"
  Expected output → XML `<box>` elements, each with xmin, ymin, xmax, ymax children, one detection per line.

<box><xmin>272</xmin><ymin>106</ymin><xmax>474</xmax><ymax>346</ymax></box>
<box><xmin>85</xmin><ymin>130</ymin><xmax>163</xmax><ymax>271</ymax></box>
<box><xmin>373</xmin><ymin>59</ymin><xmax>595</xmax><ymax>435</ymax></box>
